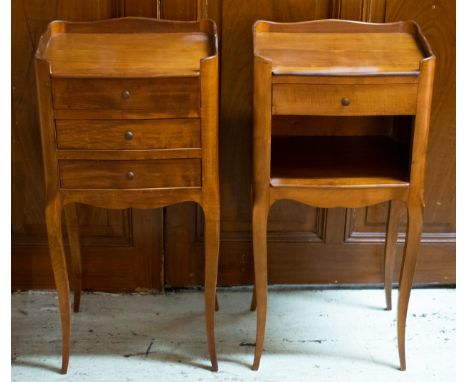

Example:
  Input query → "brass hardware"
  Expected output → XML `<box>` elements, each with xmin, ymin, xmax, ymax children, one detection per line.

<box><xmin>124</xmin><ymin>131</ymin><xmax>133</xmax><ymax>140</ymax></box>
<box><xmin>341</xmin><ymin>97</ymin><xmax>351</xmax><ymax>106</ymax></box>
<box><xmin>122</xmin><ymin>90</ymin><xmax>130</xmax><ymax>99</ymax></box>
<box><xmin>126</xmin><ymin>171</ymin><xmax>134</xmax><ymax>180</ymax></box>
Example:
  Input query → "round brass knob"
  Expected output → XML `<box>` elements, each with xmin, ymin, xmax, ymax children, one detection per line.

<box><xmin>122</xmin><ymin>90</ymin><xmax>130</xmax><ymax>99</ymax></box>
<box><xmin>126</xmin><ymin>171</ymin><xmax>134</xmax><ymax>180</ymax></box>
<box><xmin>341</xmin><ymin>97</ymin><xmax>351</xmax><ymax>106</ymax></box>
<box><xmin>124</xmin><ymin>131</ymin><xmax>133</xmax><ymax>140</ymax></box>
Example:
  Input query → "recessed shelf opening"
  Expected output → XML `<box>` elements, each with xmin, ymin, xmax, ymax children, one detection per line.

<box><xmin>270</xmin><ymin>115</ymin><xmax>413</xmax><ymax>187</ymax></box>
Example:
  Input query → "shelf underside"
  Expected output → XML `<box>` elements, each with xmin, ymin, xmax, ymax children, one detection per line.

<box><xmin>270</xmin><ymin>136</ymin><xmax>410</xmax><ymax>187</ymax></box>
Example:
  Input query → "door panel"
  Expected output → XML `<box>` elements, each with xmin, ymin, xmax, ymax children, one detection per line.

<box><xmin>347</xmin><ymin>0</ymin><xmax>455</xmax><ymax>270</ymax></box>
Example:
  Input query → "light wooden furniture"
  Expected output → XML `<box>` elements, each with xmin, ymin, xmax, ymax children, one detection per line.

<box><xmin>35</xmin><ymin>17</ymin><xmax>220</xmax><ymax>373</ymax></box>
<box><xmin>251</xmin><ymin>19</ymin><xmax>435</xmax><ymax>371</ymax></box>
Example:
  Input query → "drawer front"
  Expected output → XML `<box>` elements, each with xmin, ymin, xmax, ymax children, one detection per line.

<box><xmin>59</xmin><ymin>159</ymin><xmax>201</xmax><ymax>189</ymax></box>
<box><xmin>272</xmin><ymin>83</ymin><xmax>417</xmax><ymax>116</ymax></box>
<box><xmin>52</xmin><ymin>78</ymin><xmax>200</xmax><ymax>117</ymax></box>
<box><xmin>56</xmin><ymin>119</ymin><xmax>200</xmax><ymax>150</ymax></box>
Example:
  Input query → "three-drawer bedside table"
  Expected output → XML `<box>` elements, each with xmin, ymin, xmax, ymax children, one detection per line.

<box><xmin>35</xmin><ymin>17</ymin><xmax>220</xmax><ymax>373</ymax></box>
<box><xmin>251</xmin><ymin>20</ymin><xmax>435</xmax><ymax>370</ymax></box>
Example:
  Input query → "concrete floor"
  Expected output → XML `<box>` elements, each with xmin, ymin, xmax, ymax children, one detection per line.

<box><xmin>12</xmin><ymin>288</ymin><xmax>455</xmax><ymax>382</ymax></box>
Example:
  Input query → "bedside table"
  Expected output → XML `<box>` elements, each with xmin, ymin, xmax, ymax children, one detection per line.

<box><xmin>251</xmin><ymin>20</ymin><xmax>435</xmax><ymax>371</ymax></box>
<box><xmin>35</xmin><ymin>17</ymin><xmax>220</xmax><ymax>373</ymax></box>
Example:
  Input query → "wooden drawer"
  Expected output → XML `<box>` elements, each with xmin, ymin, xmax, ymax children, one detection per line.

<box><xmin>59</xmin><ymin>159</ymin><xmax>201</xmax><ymax>189</ymax></box>
<box><xmin>56</xmin><ymin>119</ymin><xmax>200</xmax><ymax>150</ymax></box>
<box><xmin>272</xmin><ymin>83</ymin><xmax>418</xmax><ymax>116</ymax></box>
<box><xmin>52</xmin><ymin>78</ymin><xmax>200</xmax><ymax>118</ymax></box>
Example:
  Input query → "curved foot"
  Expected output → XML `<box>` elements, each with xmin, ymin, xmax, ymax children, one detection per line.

<box><xmin>252</xmin><ymin>354</ymin><xmax>261</xmax><ymax>371</ymax></box>
<box><xmin>250</xmin><ymin>286</ymin><xmax>257</xmax><ymax>311</ymax></box>
<box><xmin>60</xmin><ymin>357</ymin><xmax>69</xmax><ymax>374</ymax></box>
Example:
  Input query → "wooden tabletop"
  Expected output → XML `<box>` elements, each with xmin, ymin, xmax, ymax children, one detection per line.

<box><xmin>255</xmin><ymin>31</ymin><xmax>424</xmax><ymax>75</ymax></box>
<box><xmin>44</xmin><ymin>32</ymin><xmax>211</xmax><ymax>78</ymax></box>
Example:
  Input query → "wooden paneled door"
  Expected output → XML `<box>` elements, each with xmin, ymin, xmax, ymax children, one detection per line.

<box><xmin>164</xmin><ymin>0</ymin><xmax>455</xmax><ymax>287</ymax></box>
<box><xmin>12</xmin><ymin>0</ymin><xmax>455</xmax><ymax>291</ymax></box>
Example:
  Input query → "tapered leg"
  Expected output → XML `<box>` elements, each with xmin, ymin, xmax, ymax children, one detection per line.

<box><xmin>45</xmin><ymin>197</ymin><xmax>71</xmax><ymax>374</ymax></box>
<box><xmin>252</xmin><ymin>204</ymin><xmax>269</xmax><ymax>371</ymax></box>
<box><xmin>215</xmin><ymin>294</ymin><xmax>219</xmax><ymax>312</ymax></box>
<box><xmin>64</xmin><ymin>203</ymin><xmax>82</xmax><ymax>313</ymax></box>
<box><xmin>398</xmin><ymin>199</ymin><xmax>424</xmax><ymax>371</ymax></box>
<box><xmin>384</xmin><ymin>201</ymin><xmax>403</xmax><ymax>310</ymax></box>
<box><xmin>203</xmin><ymin>205</ymin><xmax>220</xmax><ymax>372</ymax></box>
<box><xmin>250</xmin><ymin>285</ymin><xmax>257</xmax><ymax>311</ymax></box>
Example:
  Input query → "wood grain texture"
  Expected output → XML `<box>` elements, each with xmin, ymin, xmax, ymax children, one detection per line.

<box><xmin>56</xmin><ymin>119</ymin><xmax>201</xmax><ymax>150</ymax></box>
<box><xmin>45</xmin><ymin>31</ymin><xmax>210</xmax><ymax>77</ymax></box>
<box><xmin>52</xmin><ymin>78</ymin><xmax>200</xmax><ymax>116</ymax></box>
<box><xmin>161</xmin><ymin>0</ymin><xmax>198</xmax><ymax>20</ymax></box>
<box><xmin>333</xmin><ymin>0</ymin><xmax>387</xmax><ymax>22</ymax></box>
<box><xmin>272</xmin><ymin>83</ymin><xmax>418</xmax><ymax>116</ymax></box>
<box><xmin>256</xmin><ymin>32</ymin><xmax>422</xmax><ymax>75</ymax></box>
<box><xmin>59</xmin><ymin>159</ymin><xmax>202</xmax><ymax>189</ymax></box>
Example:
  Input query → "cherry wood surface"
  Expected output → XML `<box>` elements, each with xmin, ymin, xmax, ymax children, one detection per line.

<box><xmin>251</xmin><ymin>18</ymin><xmax>435</xmax><ymax>371</ymax></box>
<box><xmin>272</xmin><ymin>83</ymin><xmax>418</xmax><ymax>116</ymax></box>
<box><xmin>59</xmin><ymin>159</ymin><xmax>202</xmax><ymax>189</ymax></box>
<box><xmin>45</xmin><ymin>29</ymin><xmax>210</xmax><ymax>77</ymax></box>
<box><xmin>255</xmin><ymin>31</ymin><xmax>422</xmax><ymax>75</ymax></box>
<box><xmin>34</xmin><ymin>15</ymin><xmax>220</xmax><ymax>373</ymax></box>
<box><xmin>52</xmin><ymin>77</ymin><xmax>200</xmax><ymax>115</ymax></box>
<box><xmin>13</xmin><ymin>0</ymin><xmax>455</xmax><ymax>294</ymax></box>
<box><xmin>56</xmin><ymin>119</ymin><xmax>201</xmax><ymax>150</ymax></box>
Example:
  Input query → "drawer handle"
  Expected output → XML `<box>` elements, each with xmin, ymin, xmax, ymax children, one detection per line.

<box><xmin>124</xmin><ymin>131</ymin><xmax>133</xmax><ymax>141</ymax></box>
<box><xmin>341</xmin><ymin>97</ymin><xmax>351</xmax><ymax>106</ymax></box>
<box><xmin>126</xmin><ymin>171</ymin><xmax>134</xmax><ymax>180</ymax></box>
<box><xmin>122</xmin><ymin>90</ymin><xmax>131</xmax><ymax>99</ymax></box>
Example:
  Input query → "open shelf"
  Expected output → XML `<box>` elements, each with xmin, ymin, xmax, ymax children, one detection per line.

<box><xmin>270</xmin><ymin>136</ymin><xmax>410</xmax><ymax>187</ymax></box>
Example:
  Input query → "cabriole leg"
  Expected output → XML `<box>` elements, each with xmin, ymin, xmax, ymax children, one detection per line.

<box><xmin>45</xmin><ymin>196</ymin><xmax>71</xmax><ymax>374</ymax></box>
<box><xmin>203</xmin><ymin>205</ymin><xmax>220</xmax><ymax>371</ymax></box>
<box><xmin>252</xmin><ymin>203</ymin><xmax>269</xmax><ymax>371</ymax></box>
<box><xmin>398</xmin><ymin>198</ymin><xmax>424</xmax><ymax>371</ymax></box>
